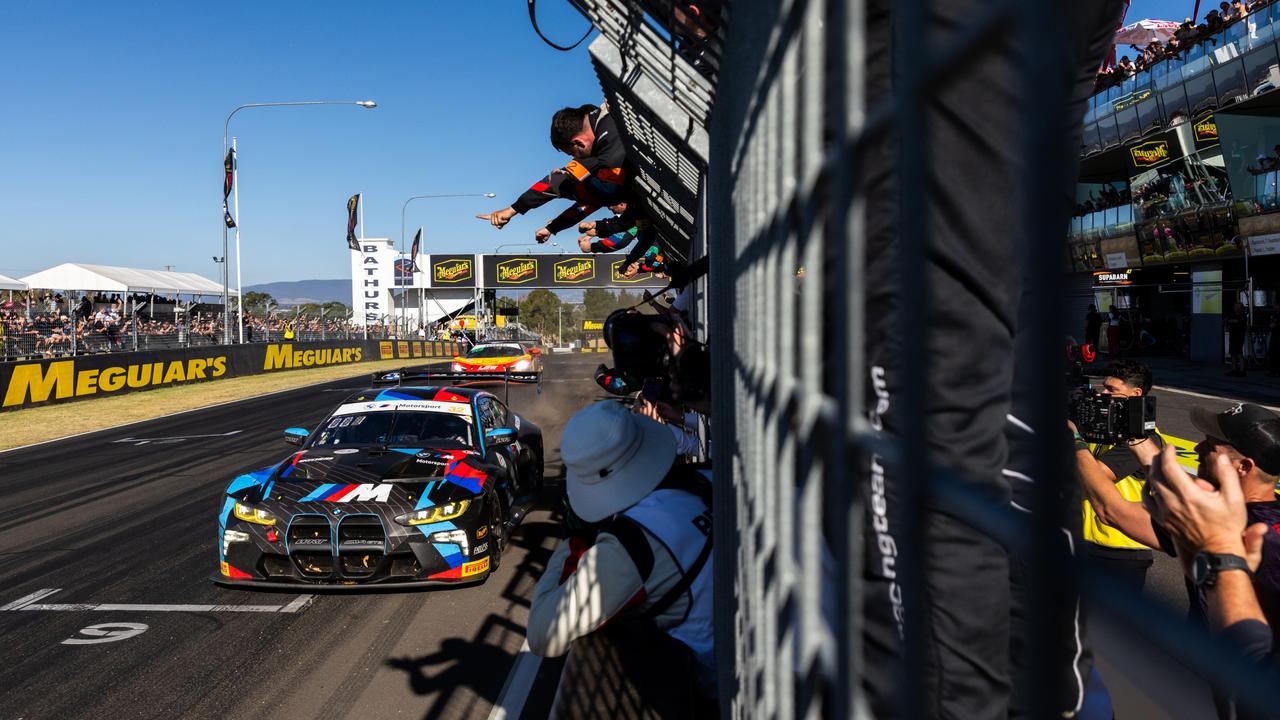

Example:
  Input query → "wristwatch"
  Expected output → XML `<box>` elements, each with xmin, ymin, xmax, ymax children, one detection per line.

<box><xmin>1191</xmin><ymin>552</ymin><xmax>1252</xmax><ymax>588</ymax></box>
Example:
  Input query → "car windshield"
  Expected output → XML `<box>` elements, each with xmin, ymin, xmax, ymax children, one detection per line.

<box><xmin>309</xmin><ymin>410</ymin><xmax>475</xmax><ymax>449</ymax></box>
<box><xmin>467</xmin><ymin>344</ymin><xmax>523</xmax><ymax>359</ymax></box>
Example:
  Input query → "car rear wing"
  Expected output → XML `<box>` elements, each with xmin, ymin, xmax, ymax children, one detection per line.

<box><xmin>371</xmin><ymin>365</ymin><xmax>541</xmax><ymax>403</ymax></box>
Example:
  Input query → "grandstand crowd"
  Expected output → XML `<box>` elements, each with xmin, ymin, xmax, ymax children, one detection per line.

<box><xmin>0</xmin><ymin>291</ymin><xmax>388</xmax><ymax>362</ymax></box>
<box><xmin>1097</xmin><ymin>0</ymin><xmax>1279</xmax><ymax>91</ymax></box>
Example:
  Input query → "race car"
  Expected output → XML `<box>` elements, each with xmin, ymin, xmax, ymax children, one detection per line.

<box><xmin>449</xmin><ymin>342</ymin><xmax>543</xmax><ymax>383</ymax></box>
<box><xmin>214</xmin><ymin>385</ymin><xmax>543</xmax><ymax>589</ymax></box>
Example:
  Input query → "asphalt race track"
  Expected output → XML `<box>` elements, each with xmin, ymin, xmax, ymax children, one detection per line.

<box><xmin>0</xmin><ymin>352</ymin><xmax>608</xmax><ymax>720</ymax></box>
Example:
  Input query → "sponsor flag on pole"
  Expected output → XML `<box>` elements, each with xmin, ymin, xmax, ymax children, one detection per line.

<box><xmin>346</xmin><ymin>194</ymin><xmax>361</xmax><ymax>251</ymax></box>
<box><xmin>410</xmin><ymin>228</ymin><xmax>422</xmax><ymax>272</ymax></box>
<box><xmin>223</xmin><ymin>148</ymin><xmax>237</xmax><ymax>229</ymax></box>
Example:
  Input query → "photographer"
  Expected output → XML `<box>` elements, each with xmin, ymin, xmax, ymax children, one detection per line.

<box><xmin>598</xmin><ymin>260</ymin><xmax>711</xmax><ymax>420</ymax></box>
<box><xmin>1147</xmin><ymin>406</ymin><xmax>1280</xmax><ymax>720</ymax></box>
<box><xmin>1074</xmin><ymin>360</ymin><xmax>1162</xmax><ymax>590</ymax></box>
<box><xmin>528</xmin><ymin>401</ymin><xmax>715</xmax><ymax>716</ymax></box>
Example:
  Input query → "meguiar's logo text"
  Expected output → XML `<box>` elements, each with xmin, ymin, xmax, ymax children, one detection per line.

<box><xmin>610</xmin><ymin>259</ymin><xmax>643</xmax><ymax>282</ymax></box>
<box><xmin>1194</xmin><ymin>116</ymin><xmax>1218</xmax><ymax>142</ymax></box>
<box><xmin>3</xmin><ymin>356</ymin><xmax>228</xmax><ymax>407</ymax></box>
<box><xmin>264</xmin><ymin>344</ymin><xmax>363</xmax><ymax>371</ymax></box>
<box><xmin>554</xmin><ymin>258</ymin><xmax>595</xmax><ymax>284</ymax></box>
<box><xmin>496</xmin><ymin>258</ymin><xmax>537</xmax><ymax>284</ymax></box>
<box><xmin>1130</xmin><ymin>141</ymin><xmax>1169</xmax><ymax>167</ymax></box>
<box><xmin>434</xmin><ymin>259</ymin><xmax>473</xmax><ymax>283</ymax></box>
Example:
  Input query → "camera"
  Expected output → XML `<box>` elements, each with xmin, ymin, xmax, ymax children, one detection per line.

<box><xmin>1068</xmin><ymin>387</ymin><xmax>1156</xmax><ymax>444</ymax></box>
<box><xmin>1063</xmin><ymin>343</ymin><xmax>1155</xmax><ymax>443</ymax></box>
<box><xmin>602</xmin><ymin>308</ymin><xmax>710</xmax><ymax>406</ymax></box>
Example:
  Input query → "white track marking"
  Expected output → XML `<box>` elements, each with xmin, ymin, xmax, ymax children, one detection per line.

<box><xmin>1152</xmin><ymin>385</ymin><xmax>1280</xmax><ymax>413</ymax></box>
<box><xmin>487</xmin><ymin>639</ymin><xmax>544</xmax><ymax>720</ymax></box>
<box><xmin>0</xmin><ymin>588</ymin><xmax>62</xmax><ymax>611</ymax></box>
<box><xmin>112</xmin><ymin>430</ymin><xmax>243</xmax><ymax>446</ymax></box>
<box><xmin>62</xmin><ymin>623</ymin><xmax>149</xmax><ymax>645</ymax></box>
<box><xmin>0</xmin><ymin>589</ymin><xmax>314</xmax><ymax>614</ymax></box>
<box><xmin>280</xmin><ymin>594</ymin><xmax>315</xmax><ymax>613</ymax></box>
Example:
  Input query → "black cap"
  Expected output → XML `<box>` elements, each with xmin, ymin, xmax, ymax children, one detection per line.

<box><xmin>1190</xmin><ymin>403</ymin><xmax>1280</xmax><ymax>475</ymax></box>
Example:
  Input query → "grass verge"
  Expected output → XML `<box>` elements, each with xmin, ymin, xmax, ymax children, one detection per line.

<box><xmin>0</xmin><ymin>358</ymin><xmax>432</xmax><ymax>452</ymax></box>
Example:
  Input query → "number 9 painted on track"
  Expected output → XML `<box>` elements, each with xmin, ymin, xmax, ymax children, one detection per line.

<box><xmin>62</xmin><ymin>623</ymin><xmax>148</xmax><ymax>645</ymax></box>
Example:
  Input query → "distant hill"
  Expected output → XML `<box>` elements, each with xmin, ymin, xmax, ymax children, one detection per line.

<box><xmin>245</xmin><ymin>279</ymin><xmax>349</xmax><ymax>307</ymax></box>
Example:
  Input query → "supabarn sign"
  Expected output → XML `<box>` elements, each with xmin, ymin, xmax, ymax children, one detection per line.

<box><xmin>350</xmin><ymin>238</ymin><xmax>396</xmax><ymax>327</ymax></box>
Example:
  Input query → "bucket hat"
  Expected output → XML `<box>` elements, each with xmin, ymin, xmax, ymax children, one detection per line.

<box><xmin>561</xmin><ymin>401</ymin><xmax>677</xmax><ymax>521</ymax></box>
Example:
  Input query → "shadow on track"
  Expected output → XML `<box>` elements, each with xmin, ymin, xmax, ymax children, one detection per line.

<box><xmin>385</xmin><ymin>478</ymin><xmax>566</xmax><ymax>720</ymax></box>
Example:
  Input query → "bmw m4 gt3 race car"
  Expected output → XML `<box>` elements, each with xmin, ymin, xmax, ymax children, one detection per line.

<box><xmin>448</xmin><ymin>342</ymin><xmax>543</xmax><ymax>383</ymax></box>
<box><xmin>214</xmin><ymin>385</ymin><xmax>542</xmax><ymax>588</ymax></box>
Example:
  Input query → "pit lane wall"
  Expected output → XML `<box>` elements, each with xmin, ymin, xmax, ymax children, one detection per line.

<box><xmin>0</xmin><ymin>340</ymin><xmax>462</xmax><ymax>412</ymax></box>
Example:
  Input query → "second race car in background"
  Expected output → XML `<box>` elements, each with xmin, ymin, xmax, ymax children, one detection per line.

<box><xmin>450</xmin><ymin>342</ymin><xmax>543</xmax><ymax>383</ymax></box>
<box><xmin>214</xmin><ymin>385</ymin><xmax>542</xmax><ymax>589</ymax></box>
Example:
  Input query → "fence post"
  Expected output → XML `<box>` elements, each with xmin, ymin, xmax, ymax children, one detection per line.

<box><xmin>68</xmin><ymin>293</ymin><xmax>77</xmax><ymax>357</ymax></box>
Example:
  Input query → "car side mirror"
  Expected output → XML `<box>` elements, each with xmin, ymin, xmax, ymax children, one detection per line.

<box><xmin>284</xmin><ymin>427</ymin><xmax>308</xmax><ymax>446</ymax></box>
<box><xmin>485</xmin><ymin>428</ymin><xmax>516</xmax><ymax>446</ymax></box>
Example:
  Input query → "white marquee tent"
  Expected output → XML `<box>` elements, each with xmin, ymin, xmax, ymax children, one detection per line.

<box><xmin>20</xmin><ymin>263</ymin><xmax>232</xmax><ymax>296</ymax></box>
<box><xmin>0</xmin><ymin>273</ymin><xmax>27</xmax><ymax>291</ymax></box>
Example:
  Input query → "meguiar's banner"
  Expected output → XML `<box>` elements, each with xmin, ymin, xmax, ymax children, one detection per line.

<box><xmin>0</xmin><ymin>340</ymin><xmax>462</xmax><ymax>412</ymax></box>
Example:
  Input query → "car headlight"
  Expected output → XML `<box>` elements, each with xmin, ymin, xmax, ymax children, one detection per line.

<box><xmin>222</xmin><ymin>529</ymin><xmax>250</xmax><ymax>556</ymax></box>
<box><xmin>512</xmin><ymin>359</ymin><xmax>531</xmax><ymax>371</ymax></box>
<box><xmin>452</xmin><ymin>362</ymin><xmax>465</xmax><ymax>373</ymax></box>
<box><xmin>395</xmin><ymin>499</ymin><xmax>471</xmax><ymax>526</ymax></box>
<box><xmin>429</xmin><ymin>529</ymin><xmax>470</xmax><ymax>556</ymax></box>
<box><xmin>233</xmin><ymin>502</ymin><xmax>277</xmax><ymax>526</ymax></box>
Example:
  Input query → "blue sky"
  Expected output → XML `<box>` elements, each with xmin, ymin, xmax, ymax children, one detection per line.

<box><xmin>0</xmin><ymin>0</ymin><xmax>1191</xmax><ymax>287</ymax></box>
<box><xmin>1128</xmin><ymin>0</ymin><xmax>1213</xmax><ymax>23</ymax></box>
<box><xmin>0</xmin><ymin>1</ymin><xmax>599</xmax><ymax>285</ymax></box>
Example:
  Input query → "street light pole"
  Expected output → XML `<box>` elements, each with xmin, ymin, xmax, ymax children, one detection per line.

<box><xmin>399</xmin><ymin>192</ymin><xmax>495</xmax><ymax>336</ymax></box>
<box><xmin>493</xmin><ymin>242</ymin><xmax>564</xmax><ymax>254</ymax></box>
<box><xmin>221</xmin><ymin>99</ymin><xmax>377</xmax><ymax>344</ymax></box>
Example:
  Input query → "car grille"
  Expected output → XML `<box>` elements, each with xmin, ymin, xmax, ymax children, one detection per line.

<box><xmin>337</xmin><ymin>516</ymin><xmax>386</xmax><ymax>577</ymax></box>
<box><xmin>288</xmin><ymin>515</ymin><xmax>333</xmax><ymax>576</ymax></box>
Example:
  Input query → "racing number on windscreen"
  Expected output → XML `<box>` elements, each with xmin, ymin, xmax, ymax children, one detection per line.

<box><xmin>467</xmin><ymin>345</ymin><xmax>524</xmax><ymax>358</ymax></box>
<box><xmin>312</xmin><ymin>411</ymin><xmax>475</xmax><ymax>448</ymax></box>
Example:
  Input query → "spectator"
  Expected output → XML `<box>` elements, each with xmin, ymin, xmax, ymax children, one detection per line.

<box><xmin>1106</xmin><ymin>305</ymin><xmax>1123</xmax><ymax>357</ymax></box>
<box><xmin>476</xmin><ymin>103</ymin><xmax>635</xmax><ymax>245</ymax></box>
<box><xmin>1144</xmin><ymin>407</ymin><xmax>1280</xmax><ymax>720</ymax></box>
<box><xmin>1267</xmin><ymin>314</ymin><xmax>1280</xmax><ymax>377</ymax></box>
<box><xmin>1085</xmin><ymin>304</ymin><xmax>1102</xmax><ymax>349</ymax></box>
<box><xmin>1228</xmin><ymin>302</ymin><xmax>1248</xmax><ymax>377</ymax></box>
<box><xmin>527</xmin><ymin>401</ymin><xmax>715</xmax><ymax>713</ymax></box>
<box><xmin>1176</xmin><ymin>18</ymin><xmax>1197</xmax><ymax>45</ymax></box>
<box><xmin>1077</xmin><ymin>403</ymin><xmax>1280</xmax><ymax>622</ymax></box>
<box><xmin>1144</xmin><ymin>443</ymin><xmax>1273</xmax><ymax>694</ymax></box>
